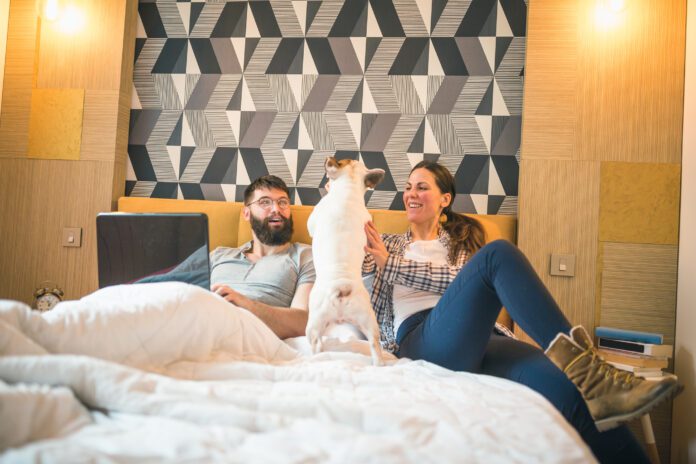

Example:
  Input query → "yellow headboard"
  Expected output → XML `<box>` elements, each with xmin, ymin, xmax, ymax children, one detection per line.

<box><xmin>117</xmin><ymin>197</ymin><xmax>517</xmax><ymax>249</ymax></box>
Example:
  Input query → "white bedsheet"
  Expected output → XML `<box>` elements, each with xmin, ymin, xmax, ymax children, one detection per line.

<box><xmin>0</xmin><ymin>282</ymin><xmax>594</xmax><ymax>463</ymax></box>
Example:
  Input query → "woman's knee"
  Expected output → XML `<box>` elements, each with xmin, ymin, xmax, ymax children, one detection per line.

<box><xmin>480</xmin><ymin>239</ymin><xmax>517</xmax><ymax>256</ymax></box>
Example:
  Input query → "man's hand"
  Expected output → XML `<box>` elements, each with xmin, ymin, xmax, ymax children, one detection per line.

<box><xmin>211</xmin><ymin>283</ymin><xmax>311</xmax><ymax>340</ymax></box>
<box><xmin>364</xmin><ymin>221</ymin><xmax>389</xmax><ymax>271</ymax></box>
<box><xmin>212</xmin><ymin>284</ymin><xmax>253</xmax><ymax>310</ymax></box>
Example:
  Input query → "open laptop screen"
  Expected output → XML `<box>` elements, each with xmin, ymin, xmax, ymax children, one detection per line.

<box><xmin>97</xmin><ymin>213</ymin><xmax>210</xmax><ymax>290</ymax></box>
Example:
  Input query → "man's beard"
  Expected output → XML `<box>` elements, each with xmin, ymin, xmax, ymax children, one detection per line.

<box><xmin>250</xmin><ymin>213</ymin><xmax>294</xmax><ymax>246</ymax></box>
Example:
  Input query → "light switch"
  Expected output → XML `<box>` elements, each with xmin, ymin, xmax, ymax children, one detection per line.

<box><xmin>550</xmin><ymin>254</ymin><xmax>575</xmax><ymax>277</ymax></box>
<box><xmin>62</xmin><ymin>227</ymin><xmax>82</xmax><ymax>247</ymax></box>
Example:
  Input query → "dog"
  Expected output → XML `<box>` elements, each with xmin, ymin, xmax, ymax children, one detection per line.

<box><xmin>305</xmin><ymin>157</ymin><xmax>385</xmax><ymax>366</ymax></box>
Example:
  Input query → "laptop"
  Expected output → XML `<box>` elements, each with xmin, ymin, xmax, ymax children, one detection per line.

<box><xmin>96</xmin><ymin>213</ymin><xmax>211</xmax><ymax>290</ymax></box>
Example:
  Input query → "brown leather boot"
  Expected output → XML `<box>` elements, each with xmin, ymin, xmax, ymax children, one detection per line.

<box><xmin>545</xmin><ymin>326</ymin><xmax>682</xmax><ymax>431</ymax></box>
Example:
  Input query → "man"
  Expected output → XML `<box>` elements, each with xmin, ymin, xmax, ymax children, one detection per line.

<box><xmin>210</xmin><ymin>175</ymin><xmax>314</xmax><ymax>339</ymax></box>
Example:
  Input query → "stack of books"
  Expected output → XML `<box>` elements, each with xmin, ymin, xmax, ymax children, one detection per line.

<box><xmin>595</xmin><ymin>326</ymin><xmax>672</xmax><ymax>379</ymax></box>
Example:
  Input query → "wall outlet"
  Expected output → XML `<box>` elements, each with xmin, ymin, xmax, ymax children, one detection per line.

<box><xmin>62</xmin><ymin>227</ymin><xmax>82</xmax><ymax>247</ymax></box>
<box><xmin>550</xmin><ymin>254</ymin><xmax>575</xmax><ymax>277</ymax></box>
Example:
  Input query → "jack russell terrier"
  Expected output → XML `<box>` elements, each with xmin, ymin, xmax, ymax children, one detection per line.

<box><xmin>305</xmin><ymin>157</ymin><xmax>385</xmax><ymax>366</ymax></box>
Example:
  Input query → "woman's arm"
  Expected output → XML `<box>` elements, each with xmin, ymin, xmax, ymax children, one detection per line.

<box><xmin>381</xmin><ymin>256</ymin><xmax>462</xmax><ymax>294</ymax></box>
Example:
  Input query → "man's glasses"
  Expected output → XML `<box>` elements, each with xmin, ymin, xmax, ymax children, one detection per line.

<box><xmin>246</xmin><ymin>197</ymin><xmax>291</xmax><ymax>210</ymax></box>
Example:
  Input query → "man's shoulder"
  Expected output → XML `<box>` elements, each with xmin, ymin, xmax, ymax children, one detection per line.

<box><xmin>210</xmin><ymin>243</ymin><xmax>250</xmax><ymax>262</ymax></box>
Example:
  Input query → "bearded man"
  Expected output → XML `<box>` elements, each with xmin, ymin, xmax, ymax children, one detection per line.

<box><xmin>210</xmin><ymin>175</ymin><xmax>315</xmax><ymax>339</ymax></box>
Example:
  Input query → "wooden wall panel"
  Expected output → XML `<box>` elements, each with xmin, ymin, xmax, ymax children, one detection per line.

<box><xmin>0</xmin><ymin>159</ymin><xmax>116</xmax><ymax>302</ymax></box>
<box><xmin>599</xmin><ymin>241</ymin><xmax>678</xmax><ymax>459</ymax></box>
<box><xmin>36</xmin><ymin>0</ymin><xmax>128</xmax><ymax>90</ymax></box>
<box><xmin>576</xmin><ymin>0</ymin><xmax>687</xmax><ymax>163</ymax></box>
<box><xmin>520</xmin><ymin>0</ymin><xmax>577</xmax><ymax>160</ymax></box>
<box><xmin>81</xmin><ymin>90</ymin><xmax>120</xmax><ymax>161</ymax></box>
<box><xmin>0</xmin><ymin>0</ymin><xmax>36</xmax><ymax>157</ymax></box>
<box><xmin>517</xmin><ymin>159</ymin><xmax>600</xmax><ymax>332</ymax></box>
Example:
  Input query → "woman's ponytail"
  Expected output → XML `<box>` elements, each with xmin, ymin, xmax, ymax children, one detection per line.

<box><xmin>441</xmin><ymin>206</ymin><xmax>485</xmax><ymax>262</ymax></box>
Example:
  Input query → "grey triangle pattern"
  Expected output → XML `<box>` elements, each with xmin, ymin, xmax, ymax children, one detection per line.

<box><xmin>184</xmin><ymin>110</ymin><xmax>215</xmax><ymax>147</ymax></box>
<box><xmin>453</xmin><ymin>76</ymin><xmax>492</xmax><ymax>114</ymax></box>
<box><xmin>427</xmin><ymin>114</ymin><xmax>462</xmax><ymax>155</ymax></box>
<box><xmin>245</xmin><ymin>38</ymin><xmax>281</xmax><ymax>74</ymax></box>
<box><xmin>393</xmin><ymin>0</ymin><xmax>429</xmax><ymax>36</ymax></box>
<box><xmin>324</xmin><ymin>112</ymin><xmax>359</xmax><ymax>151</ymax></box>
<box><xmin>451</xmin><ymin>115</ymin><xmax>488</xmax><ymax>153</ymax></box>
<box><xmin>268</xmin><ymin>75</ymin><xmax>300</xmax><ymax>112</ymax></box>
<box><xmin>302</xmin><ymin>112</ymin><xmax>334</xmax><ymax>151</ymax></box>
<box><xmin>431</xmin><ymin>0</ymin><xmax>472</xmax><ymax>36</ymax></box>
<box><xmin>364</xmin><ymin>75</ymin><xmax>401</xmax><ymax>113</ymax></box>
<box><xmin>260</xmin><ymin>112</ymin><xmax>296</xmax><ymax>149</ymax></box>
<box><xmin>497</xmin><ymin>196</ymin><xmax>518</xmax><ymax>216</ymax></box>
<box><xmin>153</xmin><ymin>74</ymin><xmax>183</xmax><ymax>110</ymax></box>
<box><xmin>305</xmin><ymin>2</ymin><xmax>342</xmax><ymax>37</ymax></box>
<box><xmin>158</xmin><ymin>2</ymin><xmax>187</xmax><ymax>38</ymax></box>
<box><xmin>367</xmin><ymin>190</ymin><xmax>397</xmax><ymax>209</ymax></box>
<box><xmin>297</xmin><ymin>150</ymin><xmax>332</xmax><ymax>187</ymax></box>
<box><xmin>271</xmin><ymin>1</ymin><xmax>304</xmax><ymax>37</ymax></box>
<box><xmin>324</xmin><ymin>75</ymin><xmax>362</xmax><ymax>112</ymax></box>
<box><xmin>205</xmin><ymin>110</ymin><xmax>236</xmax><ymax>147</ymax></box>
<box><xmin>133</xmin><ymin>39</ymin><xmax>165</xmax><ymax>109</ymax></box>
<box><xmin>390</xmin><ymin>75</ymin><xmax>425</xmax><ymax>114</ymax></box>
<box><xmin>179</xmin><ymin>148</ymin><xmax>215</xmax><ymax>183</ymax></box>
<box><xmin>245</xmin><ymin>75</ymin><xmax>279</xmax><ymax>111</ymax></box>
<box><xmin>207</xmin><ymin>75</ymin><xmax>241</xmax><ymax>111</ymax></box>
<box><xmin>185</xmin><ymin>74</ymin><xmax>200</xmax><ymax>108</ymax></box>
<box><xmin>130</xmin><ymin>0</ymin><xmax>525</xmax><ymax>214</ymax></box>
<box><xmin>260</xmin><ymin>146</ymin><xmax>294</xmax><ymax>186</ymax></box>
<box><xmin>145</xmin><ymin>111</ymin><xmax>181</xmax><ymax>181</ymax></box>
<box><xmin>189</xmin><ymin>2</ymin><xmax>225</xmax><ymax>38</ymax></box>
<box><xmin>129</xmin><ymin>181</ymin><xmax>157</xmax><ymax>198</ymax></box>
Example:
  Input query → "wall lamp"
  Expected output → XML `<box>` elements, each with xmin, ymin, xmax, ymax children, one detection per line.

<box><xmin>40</xmin><ymin>0</ymin><xmax>85</xmax><ymax>35</ymax></box>
<box><xmin>595</xmin><ymin>0</ymin><xmax>626</xmax><ymax>29</ymax></box>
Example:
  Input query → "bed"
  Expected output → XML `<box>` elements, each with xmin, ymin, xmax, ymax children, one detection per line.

<box><xmin>0</xmin><ymin>198</ymin><xmax>595</xmax><ymax>462</ymax></box>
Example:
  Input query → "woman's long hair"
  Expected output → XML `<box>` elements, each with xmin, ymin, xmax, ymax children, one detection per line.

<box><xmin>410</xmin><ymin>161</ymin><xmax>486</xmax><ymax>261</ymax></box>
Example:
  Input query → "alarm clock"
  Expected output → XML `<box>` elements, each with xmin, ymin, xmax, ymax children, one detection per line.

<box><xmin>33</xmin><ymin>282</ymin><xmax>64</xmax><ymax>311</ymax></box>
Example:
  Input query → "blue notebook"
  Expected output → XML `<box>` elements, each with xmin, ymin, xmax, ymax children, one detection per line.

<box><xmin>594</xmin><ymin>326</ymin><xmax>663</xmax><ymax>345</ymax></box>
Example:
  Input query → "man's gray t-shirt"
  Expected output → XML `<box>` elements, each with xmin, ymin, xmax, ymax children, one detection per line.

<box><xmin>210</xmin><ymin>242</ymin><xmax>315</xmax><ymax>308</ymax></box>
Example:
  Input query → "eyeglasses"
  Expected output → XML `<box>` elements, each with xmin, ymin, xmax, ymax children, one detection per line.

<box><xmin>246</xmin><ymin>197</ymin><xmax>291</xmax><ymax>210</ymax></box>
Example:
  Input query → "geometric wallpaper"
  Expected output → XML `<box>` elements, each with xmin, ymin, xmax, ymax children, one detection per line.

<box><xmin>127</xmin><ymin>0</ymin><xmax>526</xmax><ymax>215</ymax></box>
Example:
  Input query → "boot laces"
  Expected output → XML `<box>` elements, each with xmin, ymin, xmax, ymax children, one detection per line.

<box><xmin>589</xmin><ymin>349</ymin><xmax>634</xmax><ymax>386</ymax></box>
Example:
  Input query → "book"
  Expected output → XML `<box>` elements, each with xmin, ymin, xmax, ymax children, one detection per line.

<box><xmin>597</xmin><ymin>337</ymin><xmax>673</xmax><ymax>357</ymax></box>
<box><xmin>594</xmin><ymin>326</ymin><xmax>663</xmax><ymax>345</ymax></box>
<box><xmin>598</xmin><ymin>349</ymin><xmax>669</xmax><ymax>369</ymax></box>
<box><xmin>607</xmin><ymin>361</ymin><xmax>663</xmax><ymax>375</ymax></box>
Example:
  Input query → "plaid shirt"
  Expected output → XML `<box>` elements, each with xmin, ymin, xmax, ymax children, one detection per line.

<box><xmin>363</xmin><ymin>228</ymin><xmax>515</xmax><ymax>353</ymax></box>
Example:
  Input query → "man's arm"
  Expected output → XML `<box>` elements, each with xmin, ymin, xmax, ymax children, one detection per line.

<box><xmin>212</xmin><ymin>282</ymin><xmax>313</xmax><ymax>339</ymax></box>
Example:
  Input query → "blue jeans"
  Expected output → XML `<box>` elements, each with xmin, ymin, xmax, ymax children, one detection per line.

<box><xmin>396</xmin><ymin>240</ymin><xmax>648</xmax><ymax>464</ymax></box>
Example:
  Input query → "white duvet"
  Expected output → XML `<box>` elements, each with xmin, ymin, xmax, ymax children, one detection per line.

<box><xmin>0</xmin><ymin>282</ymin><xmax>594</xmax><ymax>463</ymax></box>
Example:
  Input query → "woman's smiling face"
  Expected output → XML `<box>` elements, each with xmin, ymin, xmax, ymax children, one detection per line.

<box><xmin>403</xmin><ymin>168</ymin><xmax>451</xmax><ymax>225</ymax></box>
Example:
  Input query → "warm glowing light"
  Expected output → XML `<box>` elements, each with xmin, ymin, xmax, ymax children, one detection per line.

<box><xmin>595</xmin><ymin>0</ymin><xmax>624</xmax><ymax>29</ymax></box>
<box><xmin>55</xmin><ymin>5</ymin><xmax>85</xmax><ymax>35</ymax></box>
<box><xmin>43</xmin><ymin>0</ymin><xmax>60</xmax><ymax>21</ymax></box>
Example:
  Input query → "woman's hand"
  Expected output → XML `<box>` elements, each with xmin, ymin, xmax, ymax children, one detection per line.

<box><xmin>364</xmin><ymin>221</ymin><xmax>389</xmax><ymax>271</ymax></box>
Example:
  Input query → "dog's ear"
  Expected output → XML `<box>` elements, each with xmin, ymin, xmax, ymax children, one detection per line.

<box><xmin>325</xmin><ymin>157</ymin><xmax>339</xmax><ymax>180</ymax></box>
<box><xmin>365</xmin><ymin>168</ymin><xmax>385</xmax><ymax>189</ymax></box>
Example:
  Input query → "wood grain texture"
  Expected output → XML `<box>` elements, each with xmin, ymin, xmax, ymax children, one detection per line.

<box><xmin>599</xmin><ymin>162</ymin><xmax>681</xmax><ymax>245</ymax></box>
<box><xmin>0</xmin><ymin>0</ymin><xmax>36</xmax><ymax>157</ymax></box>
<box><xmin>81</xmin><ymin>89</ymin><xmax>119</xmax><ymax>161</ymax></box>
<box><xmin>599</xmin><ymin>242</ymin><xmax>678</xmax><ymax>345</ymax></box>
<box><xmin>517</xmin><ymin>159</ymin><xmax>600</xmax><ymax>335</ymax></box>
<box><xmin>599</xmin><ymin>241</ymin><xmax>678</xmax><ymax>460</ymax></box>
<box><xmin>520</xmin><ymin>0</ymin><xmax>577</xmax><ymax>160</ymax></box>
<box><xmin>35</xmin><ymin>0</ymin><xmax>127</xmax><ymax>90</ymax></box>
<box><xmin>576</xmin><ymin>0</ymin><xmax>687</xmax><ymax>163</ymax></box>
<box><xmin>0</xmin><ymin>158</ymin><xmax>117</xmax><ymax>303</ymax></box>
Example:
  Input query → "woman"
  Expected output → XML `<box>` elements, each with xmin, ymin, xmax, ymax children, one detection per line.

<box><xmin>363</xmin><ymin>161</ymin><xmax>679</xmax><ymax>463</ymax></box>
